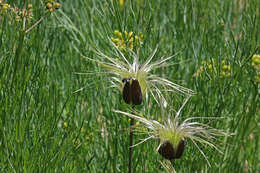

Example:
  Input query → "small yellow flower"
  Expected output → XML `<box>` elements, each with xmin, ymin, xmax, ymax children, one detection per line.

<box><xmin>222</xmin><ymin>64</ymin><xmax>230</xmax><ymax>71</ymax></box>
<box><xmin>111</xmin><ymin>30</ymin><xmax>143</xmax><ymax>51</ymax></box>
<box><xmin>127</xmin><ymin>31</ymin><xmax>133</xmax><ymax>38</ymax></box>
<box><xmin>27</xmin><ymin>4</ymin><xmax>33</xmax><ymax>9</ymax></box>
<box><xmin>119</xmin><ymin>0</ymin><xmax>124</xmax><ymax>6</ymax></box>
<box><xmin>111</xmin><ymin>37</ymin><xmax>125</xmax><ymax>50</ymax></box>
<box><xmin>2</xmin><ymin>3</ymin><xmax>10</xmax><ymax>10</ymax></box>
<box><xmin>45</xmin><ymin>2</ymin><xmax>53</xmax><ymax>10</ymax></box>
<box><xmin>194</xmin><ymin>59</ymin><xmax>231</xmax><ymax>78</ymax></box>
<box><xmin>252</xmin><ymin>54</ymin><xmax>260</xmax><ymax>63</ymax></box>
<box><xmin>15</xmin><ymin>15</ymin><xmax>21</xmax><ymax>22</ymax></box>
<box><xmin>134</xmin><ymin>35</ymin><xmax>139</xmax><ymax>41</ymax></box>
<box><xmin>63</xmin><ymin>122</ymin><xmax>68</xmax><ymax>128</ymax></box>
<box><xmin>129</xmin><ymin>37</ymin><xmax>134</xmax><ymax>43</ymax></box>
<box><xmin>255</xmin><ymin>72</ymin><xmax>260</xmax><ymax>82</ymax></box>
<box><xmin>114</xmin><ymin>30</ymin><xmax>122</xmax><ymax>38</ymax></box>
<box><xmin>252</xmin><ymin>54</ymin><xmax>260</xmax><ymax>70</ymax></box>
<box><xmin>220</xmin><ymin>61</ymin><xmax>231</xmax><ymax>77</ymax></box>
<box><xmin>53</xmin><ymin>2</ymin><xmax>61</xmax><ymax>9</ymax></box>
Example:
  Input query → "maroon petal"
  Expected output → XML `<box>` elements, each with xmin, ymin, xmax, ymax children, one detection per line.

<box><xmin>158</xmin><ymin>141</ymin><xmax>175</xmax><ymax>160</ymax></box>
<box><xmin>175</xmin><ymin>138</ymin><xmax>185</xmax><ymax>159</ymax></box>
<box><xmin>131</xmin><ymin>79</ymin><xmax>142</xmax><ymax>105</ymax></box>
<box><xmin>122</xmin><ymin>78</ymin><xmax>132</xmax><ymax>104</ymax></box>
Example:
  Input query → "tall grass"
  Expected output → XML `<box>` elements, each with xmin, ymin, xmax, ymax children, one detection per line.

<box><xmin>0</xmin><ymin>0</ymin><xmax>259</xmax><ymax>172</ymax></box>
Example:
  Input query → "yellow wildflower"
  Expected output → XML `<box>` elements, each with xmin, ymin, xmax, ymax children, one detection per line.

<box><xmin>2</xmin><ymin>3</ymin><xmax>10</xmax><ymax>11</ymax></box>
<box><xmin>252</xmin><ymin>54</ymin><xmax>260</xmax><ymax>70</ymax></box>
<box><xmin>27</xmin><ymin>4</ymin><xmax>33</xmax><ymax>9</ymax></box>
<box><xmin>255</xmin><ymin>72</ymin><xmax>260</xmax><ymax>82</ymax></box>
<box><xmin>194</xmin><ymin>59</ymin><xmax>231</xmax><ymax>78</ymax></box>
<box><xmin>63</xmin><ymin>122</ymin><xmax>68</xmax><ymax>128</ymax></box>
<box><xmin>111</xmin><ymin>30</ymin><xmax>144</xmax><ymax>51</ymax></box>
<box><xmin>119</xmin><ymin>0</ymin><xmax>124</xmax><ymax>6</ymax></box>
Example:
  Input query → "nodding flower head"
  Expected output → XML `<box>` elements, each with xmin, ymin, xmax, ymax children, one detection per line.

<box><xmin>82</xmin><ymin>42</ymin><xmax>194</xmax><ymax>106</ymax></box>
<box><xmin>113</xmin><ymin>96</ymin><xmax>232</xmax><ymax>166</ymax></box>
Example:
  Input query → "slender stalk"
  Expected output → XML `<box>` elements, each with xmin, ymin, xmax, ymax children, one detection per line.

<box><xmin>128</xmin><ymin>117</ymin><xmax>134</xmax><ymax>173</ymax></box>
<box><xmin>25</xmin><ymin>15</ymin><xmax>46</xmax><ymax>34</ymax></box>
<box><xmin>11</xmin><ymin>12</ymin><xmax>49</xmax><ymax>83</ymax></box>
<box><xmin>128</xmin><ymin>105</ymin><xmax>136</xmax><ymax>173</ymax></box>
<box><xmin>12</xmin><ymin>31</ymin><xmax>25</xmax><ymax>83</ymax></box>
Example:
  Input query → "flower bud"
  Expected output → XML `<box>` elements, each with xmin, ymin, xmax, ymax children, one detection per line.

<box><xmin>45</xmin><ymin>2</ymin><xmax>52</xmax><ymax>10</ymax></box>
<box><xmin>27</xmin><ymin>4</ymin><xmax>33</xmax><ymax>9</ymax></box>
<box><xmin>2</xmin><ymin>3</ymin><xmax>10</xmax><ymax>10</ymax></box>
<box><xmin>114</xmin><ymin>30</ymin><xmax>122</xmax><ymax>38</ymax></box>
<box><xmin>53</xmin><ymin>2</ymin><xmax>61</xmax><ymax>9</ymax></box>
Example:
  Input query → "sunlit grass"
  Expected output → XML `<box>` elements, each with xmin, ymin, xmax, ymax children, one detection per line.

<box><xmin>0</xmin><ymin>0</ymin><xmax>259</xmax><ymax>172</ymax></box>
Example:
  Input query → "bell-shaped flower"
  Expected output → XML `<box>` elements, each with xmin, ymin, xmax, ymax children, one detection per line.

<box><xmin>113</xmin><ymin>96</ymin><xmax>232</xmax><ymax>166</ymax></box>
<box><xmin>80</xmin><ymin>42</ymin><xmax>194</xmax><ymax>106</ymax></box>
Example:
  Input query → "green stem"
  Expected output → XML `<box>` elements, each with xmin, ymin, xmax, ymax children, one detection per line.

<box><xmin>128</xmin><ymin>117</ymin><xmax>134</xmax><ymax>173</ymax></box>
<box><xmin>12</xmin><ymin>32</ymin><xmax>25</xmax><ymax>80</ymax></box>
<box><xmin>25</xmin><ymin>15</ymin><xmax>46</xmax><ymax>34</ymax></box>
<box><xmin>128</xmin><ymin>105</ymin><xmax>135</xmax><ymax>173</ymax></box>
<box><xmin>12</xmin><ymin>12</ymin><xmax>49</xmax><ymax>82</ymax></box>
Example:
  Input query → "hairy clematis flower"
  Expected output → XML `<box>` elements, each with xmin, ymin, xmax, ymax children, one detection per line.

<box><xmin>81</xmin><ymin>43</ymin><xmax>194</xmax><ymax>106</ymax></box>
<box><xmin>113</xmin><ymin>96</ymin><xmax>231</xmax><ymax>166</ymax></box>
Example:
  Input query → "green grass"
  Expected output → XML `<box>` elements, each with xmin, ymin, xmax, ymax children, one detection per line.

<box><xmin>0</xmin><ymin>0</ymin><xmax>259</xmax><ymax>172</ymax></box>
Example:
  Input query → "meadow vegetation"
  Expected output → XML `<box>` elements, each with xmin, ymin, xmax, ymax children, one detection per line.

<box><xmin>0</xmin><ymin>0</ymin><xmax>259</xmax><ymax>172</ymax></box>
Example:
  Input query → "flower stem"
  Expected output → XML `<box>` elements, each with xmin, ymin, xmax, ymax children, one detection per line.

<box><xmin>128</xmin><ymin>106</ymin><xmax>135</xmax><ymax>173</ymax></box>
<box><xmin>25</xmin><ymin>15</ymin><xmax>46</xmax><ymax>34</ymax></box>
